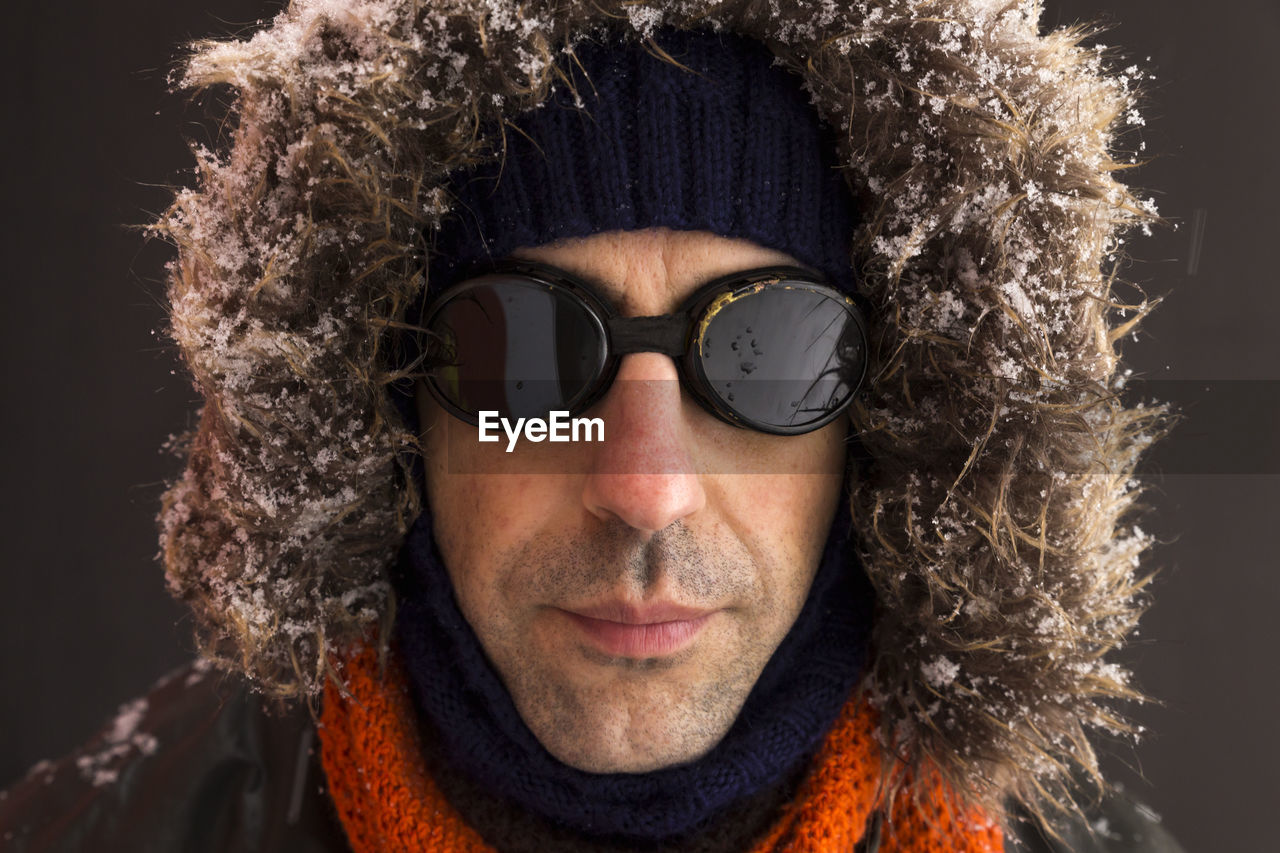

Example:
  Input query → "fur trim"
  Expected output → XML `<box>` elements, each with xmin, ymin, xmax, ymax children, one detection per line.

<box><xmin>150</xmin><ymin>0</ymin><xmax>1173</xmax><ymax>825</ymax></box>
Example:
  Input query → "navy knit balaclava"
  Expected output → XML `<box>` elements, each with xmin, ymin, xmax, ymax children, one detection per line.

<box><xmin>392</xmin><ymin>26</ymin><xmax>873</xmax><ymax>845</ymax></box>
<box><xmin>427</xmin><ymin>26</ymin><xmax>857</xmax><ymax>295</ymax></box>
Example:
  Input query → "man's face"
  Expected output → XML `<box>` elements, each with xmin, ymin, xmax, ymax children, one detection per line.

<box><xmin>416</xmin><ymin>228</ymin><xmax>847</xmax><ymax>773</ymax></box>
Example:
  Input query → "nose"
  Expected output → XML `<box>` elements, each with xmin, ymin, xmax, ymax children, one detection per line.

<box><xmin>581</xmin><ymin>352</ymin><xmax>706</xmax><ymax>533</ymax></box>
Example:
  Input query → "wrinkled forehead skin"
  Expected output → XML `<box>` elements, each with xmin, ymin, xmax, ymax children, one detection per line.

<box><xmin>154</xmin><ymin>0</ymin><xmax>1169</xmax><ymax>824</ymax></box>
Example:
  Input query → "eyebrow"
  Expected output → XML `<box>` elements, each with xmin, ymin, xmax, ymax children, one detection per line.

<box><xmin>527</xmin><ymin>261</ymin><xmax>621</xmax><ymax>304</ymax></box>
<box><xmin>496</xmin><ymin>256</ymin><xmax>823</xmax><ymax>312</ymax></box>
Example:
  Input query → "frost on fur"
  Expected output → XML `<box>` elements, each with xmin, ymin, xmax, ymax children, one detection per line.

<box><xmin>149</xmin><ymin>0</ymin><xmax>1173</xmax><ymax>827</ymax></box>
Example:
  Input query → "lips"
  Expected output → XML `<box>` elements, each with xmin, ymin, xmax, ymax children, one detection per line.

<box><xmin>559</xmin><ymin>601</ymin><xmax>716</xmax><ymax>658</ymax></box>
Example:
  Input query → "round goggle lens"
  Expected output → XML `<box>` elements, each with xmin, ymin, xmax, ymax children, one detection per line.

<box><xmin>695</xmin><ymin>284</ymin><xmax>866</xmax><ymax>433</ymax></box>
<box><xmin>425</xmin><ymin>276</ymin><xmax>607</xmax><ymax>421</ymax></box>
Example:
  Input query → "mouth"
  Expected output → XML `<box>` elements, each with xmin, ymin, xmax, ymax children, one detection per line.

<box><xmin>557</xmin><ymin>601</ymin><xmax>717</xmax><ymax>659</ymax></box>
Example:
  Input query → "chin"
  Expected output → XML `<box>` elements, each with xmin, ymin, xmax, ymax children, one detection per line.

<box><xmin>508</xmin><ymin>665</ymin><xmax>750</xmax><ymax>774</ymax></box>
<box><xmin>533</xmin><ymin>708</ymin><xmax>726</xmax><ymax>774</ymax></box>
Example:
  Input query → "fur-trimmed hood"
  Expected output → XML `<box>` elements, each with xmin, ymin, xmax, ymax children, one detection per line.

<box><xmin>153</xmin><ymin>0</ymin><xmax>1171</xmax><ymax>825</ymax></box>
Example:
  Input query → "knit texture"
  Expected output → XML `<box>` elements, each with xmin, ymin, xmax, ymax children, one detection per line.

<box><xmin>429</xmin><ymin>27</ymin><xmax>857</xmax><ymax>295</ymax></box>
<box><xmin>318</xmin><ymin>639</ymin><xmax>1005</xmax><ymax>852</ymax></box>
<box><xmin>410</xmin><ymin>714</ymin><xmax>811</xmax><ymax>853</ymax></box>
<box><xmin>391</xmin><ymin>489</ymin><xmax>873</xmax><ymax>842</ymax></box>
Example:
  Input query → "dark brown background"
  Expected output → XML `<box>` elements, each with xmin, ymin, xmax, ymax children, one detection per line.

<box><xmin>2</xmin><ymin>2</ymin><xmax>1275</xmax><ymax>849</ymax></box>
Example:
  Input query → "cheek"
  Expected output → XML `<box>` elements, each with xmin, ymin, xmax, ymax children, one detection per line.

<box><xmin>418</xmin><ymin>395</ymin><xmax>508</xmax><ymax>605</ymax></box>
<box><xmin>714</xmin><ymin>423</ymin><xmax>847</xmax><ymax>580</ymax></box>
<box><xmin>425</xmin><ymin>463</ymin><xmax>539</xmax><ymax>606</ymax></box>
<box><xmin>420</xmin><ymin>407</ymin><xmax>577</xmax><ymax>613</ymax></box>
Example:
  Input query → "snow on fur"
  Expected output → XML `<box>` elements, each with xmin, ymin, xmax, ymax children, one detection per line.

<box><xmin>150</xmin><ymin>0</ymin><xmax>1173</xmax><ymax>826</ymax></box>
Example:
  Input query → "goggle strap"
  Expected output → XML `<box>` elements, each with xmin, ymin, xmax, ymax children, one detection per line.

<box><xmin>607</xmin><ymin>314</ymin><xmax>689</xmax><ymax>358</ymax></box>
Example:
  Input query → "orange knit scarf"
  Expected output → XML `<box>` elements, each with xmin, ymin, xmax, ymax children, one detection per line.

<box><xmin>318</xmin><ymin>642</ymin><xmax>1003</xmax><ymax>853</ymax></box>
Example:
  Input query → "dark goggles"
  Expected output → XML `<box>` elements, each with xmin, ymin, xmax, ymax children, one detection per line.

<box><xmin>419</xmin><ymin>261</ymin><xmax>869</xmax><ymax>436</ymax></box>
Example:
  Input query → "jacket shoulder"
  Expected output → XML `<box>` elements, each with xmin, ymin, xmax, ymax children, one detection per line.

<box><xmin>0</xmin><ymin>660</ymin><xmax>349</xmax><ymax>853</ymax></box>
<box><xmin>1005</xmin><ymin>787</ymin><xmax>1186</xmax><ymax>853</ymax></box>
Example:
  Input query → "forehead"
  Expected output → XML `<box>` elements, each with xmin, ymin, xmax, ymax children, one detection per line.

<box><xmin>506</xmin><ymin>228</ymin><xmax>814</xmax><ymax>315</ymax></box>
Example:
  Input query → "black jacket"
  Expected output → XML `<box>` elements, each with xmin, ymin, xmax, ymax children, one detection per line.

<box><xmin>0</xmin><ymin>661</ymin><xmax>1184</xmax><ymax>853</ymax></box>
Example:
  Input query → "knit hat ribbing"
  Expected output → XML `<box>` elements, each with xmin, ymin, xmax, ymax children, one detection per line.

<box><xmin>429</xmin><ymin>28</ymin><xmax>857</xmax><ymax>294</ymax></box>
